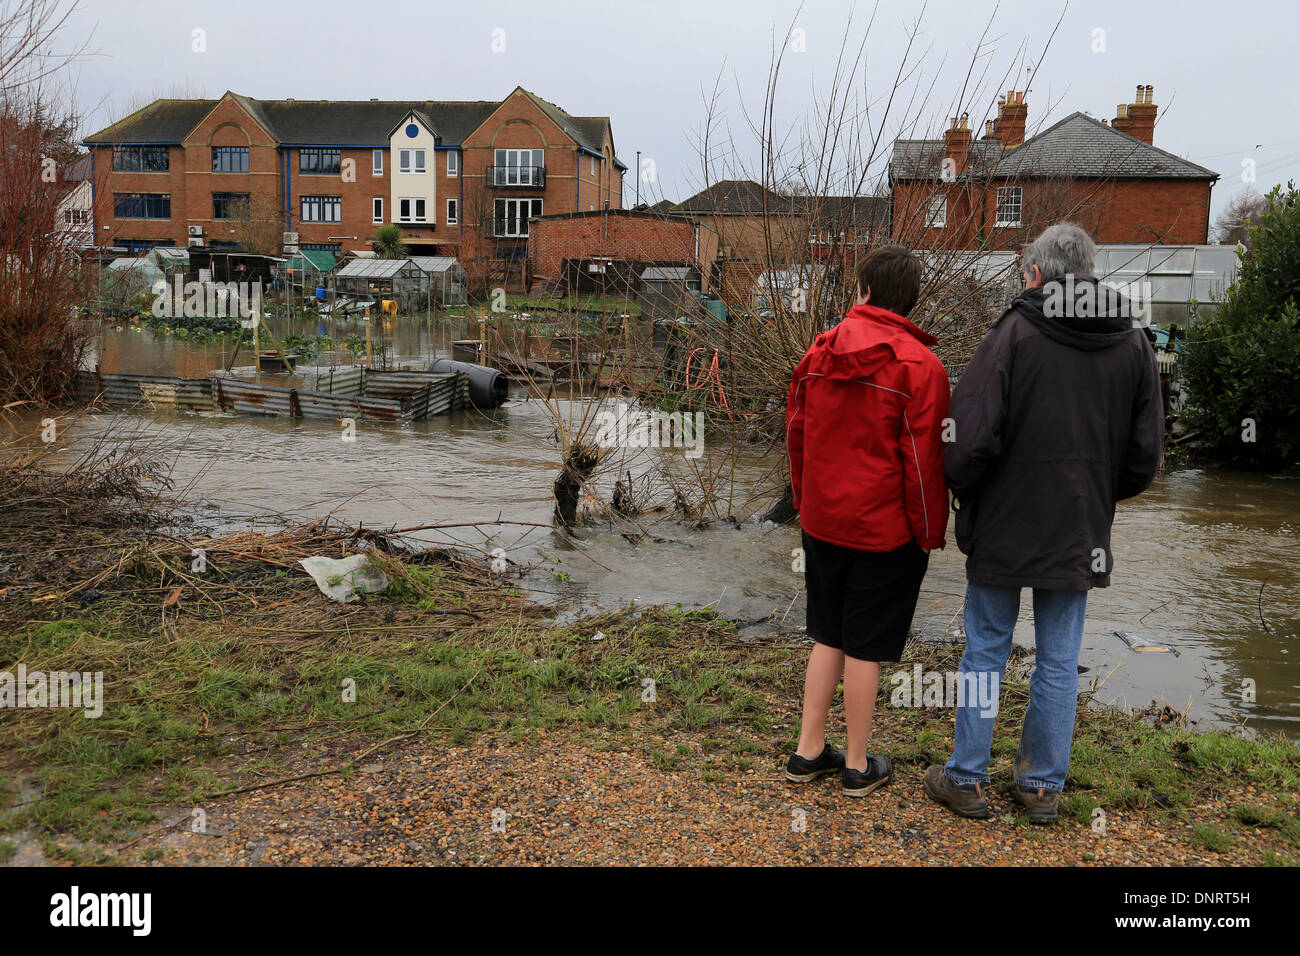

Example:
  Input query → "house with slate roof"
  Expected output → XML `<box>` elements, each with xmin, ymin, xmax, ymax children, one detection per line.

<box><xmin>890</xmin><ymin>85</ymin><xmax>1219</xmax><ymax>250</ymax></box>
<box><xmin>82</xmin><ymin>87</ymin><xmax>625</xmax><ymax>286</ymax></box>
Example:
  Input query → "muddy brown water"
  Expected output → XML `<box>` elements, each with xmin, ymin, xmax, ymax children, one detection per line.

<box><xmin>15</xmin><ymin>322</ymin><xmax>1300</xmax><ymax>742</ymax></box>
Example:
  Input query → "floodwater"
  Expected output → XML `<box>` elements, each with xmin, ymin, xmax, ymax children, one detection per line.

<box><xmin>21</xmin><ymin>320</ymin><xmax>1300</xmax><ymax>741</ymax></box>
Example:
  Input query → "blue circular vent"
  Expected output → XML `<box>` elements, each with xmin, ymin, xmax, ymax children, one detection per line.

<box><xmin>405</xmin><ymin>123</ymin><xmax>419</xmax><ymax>139</ymax></box>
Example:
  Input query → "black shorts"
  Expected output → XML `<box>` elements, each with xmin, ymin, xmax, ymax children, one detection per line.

<box><xmin>802</xmin><ymin>530</ymin><xmax>929</xmax><ymax>662</ymax></box>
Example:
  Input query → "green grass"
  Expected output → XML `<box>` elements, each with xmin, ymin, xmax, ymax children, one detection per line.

<box><xmin>3</xmin><ymin>546</ymin><xmax>1299</xmax><ymax>862</ymax></box>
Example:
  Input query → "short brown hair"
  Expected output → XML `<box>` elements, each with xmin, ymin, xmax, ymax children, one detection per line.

<box><xmin>856</xmin><ymin>244</ymin><xmax>922</xmax><ymax>316</ymax></box>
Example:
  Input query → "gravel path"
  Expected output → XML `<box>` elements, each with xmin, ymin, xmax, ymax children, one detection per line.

<box><xmin>111</xmin><ymin>729</ymin><xmax>1276</xmax><ymax>866</ymax></box>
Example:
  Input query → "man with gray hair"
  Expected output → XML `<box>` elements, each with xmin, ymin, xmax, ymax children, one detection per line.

<box><xmin>924</xmin><ymin>222</ymin><xmax>1164</xmax><ymax>823</ymax></box>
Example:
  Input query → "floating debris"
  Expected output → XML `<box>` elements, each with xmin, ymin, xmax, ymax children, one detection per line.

<box><xmin>1114</xmin><ymin>630</ymin><xmax>1180</xmax><ymax>655</ymax></box>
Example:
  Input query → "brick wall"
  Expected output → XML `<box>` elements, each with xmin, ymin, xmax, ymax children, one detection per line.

<box><xmin>893</xmin><ymin>177</ymin><xmax>1212</xmax><ymax>249</ymax></box>
<box><xmin>529</xmin><ymin>212</ymin><xmax>713</xmax><ymax>288</ymax></box>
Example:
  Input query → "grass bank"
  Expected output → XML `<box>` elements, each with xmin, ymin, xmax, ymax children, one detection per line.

<box><xmin>0</xmin><ymin>441</ymin><xmax>1296</xmax><ymax>865</ymax></box>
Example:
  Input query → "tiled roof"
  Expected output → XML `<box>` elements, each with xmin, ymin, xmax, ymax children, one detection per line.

<box><xmin>890</xmin><ymin>112</ymin><xmax>1217</xmax><ymax>182</ymax></box>
<box><xmin>85</xmin><ymin>99</ymin><xmax>216</xmax><ymax>144</ymax></box>
<box><xmin>84</xmin><ymin>89</ymin><xmax>615</xmax><ymax>154</ymax></box>
<box><xmin>890</xmin><ymin>139</ymin><xmax>1006</xmax><ymax>180</ymax></box>
<box><xmin>990</xmin><ymin>112</ymin><xmax>1217</xmax><ymax>180</ymax></box>
<box><xmin>671</xmin><ymin>180</ymin><xmax>797</xmax><ymax>215</ymax></box>
<box><xmin>668</xmin><ymin>181</ymin><xmax>888</xmax><ymax>226</ymax></box>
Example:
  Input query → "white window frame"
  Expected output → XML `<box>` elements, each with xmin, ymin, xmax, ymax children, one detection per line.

<box><xmin>493</xmin><ymin>148</ymin><xmax>544</xmax><ymax>186</ymax></box>
<box><xmin>446</xmin><ymin>151</ymin><xmax>458</xmax><ymax>177</ymax></box>
<box><xmin>591</xmin><ymin>154</ymin><xmax>598</xmax><ymax>176</ymax></box>
<box><xmin>414</xmin><ymin>149</ymin><xmax>426</xmax><ymax>174</ymax></box>
<box><xmin>493</xmin><ymin>197</ymin><xmax>542</xmax><ymax>237</ymax></box>
<box><xmin>996</xmin><ymin>186</ymin><xmax>1023</xmax><ymax>228</ymax></box>
<box><xmin>372</xmin><ymin>197</ymin><xmax>383</xmax><ymax>223</ymax></box>
<box><xmin>925</xmin><ymin>194</ymin><xmax>947</xmax><ymax>229</ymax></box>
<box><xmin>372</xmin><ymin>149</ymin><xmax>383</xmax><ymax>176</ymax></box>
<box><xmin>399</xmin><ymin>149</ymin><xmax>423</xmax><ymax>174</ymax></box>
<box><xmin>398</xmin><ymin>197</ymin><xmax>427</xmax><ymax>223</ymax></box>
<box><xmin>300</xmin><ymin>195</ymin><xmax>341</xmax><ymax>223</ymax></box>
<box><xmin>445</xmin><ymin>197</ymin><xmax>458</xmax><ymax>225</ymax></box>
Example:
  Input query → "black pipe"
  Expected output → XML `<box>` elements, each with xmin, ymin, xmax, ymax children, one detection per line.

<box><xmin>426</xmin><ymin>357</ymin><xmax>508</xmax><ymax>409</ymax></box>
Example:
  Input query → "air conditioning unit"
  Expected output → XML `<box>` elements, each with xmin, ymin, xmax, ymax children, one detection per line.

<box><xmin>283</xmin><ymin>232</ymin><xmax>299</xmax><ymax>245</ymax></box>
<box><xmin>187</xmin><ymin>224</ymin><xmax>204</xmax><ymax>237</ymax></box>
<box><xmin>188</xmin><ymin>237</ymin><xmax>204</xmax><ymax>247</ymax></box>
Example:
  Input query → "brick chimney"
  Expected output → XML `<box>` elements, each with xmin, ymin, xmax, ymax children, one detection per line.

<box><xmin>1113</xmin><ymin>84</ymin><xmax>1157</xmax><ymax>144</ymax></box>
<box><xmin>943</xmin><ymin>113</ymin><xmax>972</xmax><ymax>174</ymax></box>
<box><xmin>991</xmin><ymin>90</ymin><xmax>1027</xmax><ymax>147</ymax></box>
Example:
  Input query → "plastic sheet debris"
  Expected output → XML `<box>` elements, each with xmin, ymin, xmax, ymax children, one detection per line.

<box><xmin>299</xmin><ymin>554</ymin><xmax>389</xmax><ymax>603</ymax></box>
<box><xmin>1114</xmin><ymin>630</ymin><xmax>1180</xmax><ymax>655</ymax></box>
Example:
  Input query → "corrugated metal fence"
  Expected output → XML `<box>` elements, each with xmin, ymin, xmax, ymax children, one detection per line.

<box><xmin>76</xmin><ymin>368</ymin><xmax>469</xmax><ymax>424</ymax></box>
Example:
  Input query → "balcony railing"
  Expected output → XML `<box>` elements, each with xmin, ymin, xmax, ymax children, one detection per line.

<box><xmin>486</xmin><ymin>165</ymin><xmax>546</xmax><ymax>188</ymax></box>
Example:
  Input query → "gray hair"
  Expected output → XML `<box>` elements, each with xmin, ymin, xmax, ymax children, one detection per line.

<box><xmin>1022</xmin><ymin>222</ymin><xmax>1096</xmax><ymax>280</ymax></box>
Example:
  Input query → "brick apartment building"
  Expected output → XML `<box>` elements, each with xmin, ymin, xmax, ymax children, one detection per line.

<box><xmin>890</xmin><ymin>85</ymin><xmax>1219</xmax><ymax>250</ymax></box>
<box><xmin>83</xmin><ymin>87</ymin><xmax>625</xmax><ymax>283</ymax></box>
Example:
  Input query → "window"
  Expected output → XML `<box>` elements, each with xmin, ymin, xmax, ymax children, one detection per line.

<box><xmin>493</xmin><ymin>148</ymin><xmax>544</xmax><ymax>186</ymax></box>
<box><xmin>591</xmin><ymin>155</ymin><xmax>598</xmax><ymax>176</ymax></box>
<box><xmin>493</xmin><ymin>197</ymin><xmax>542</xmax><ymax>237</ymax></box>
<box><xmin>372</xmin><ymin>149</ymin><xmax>384</xmax><ymax>176</ymax></box>
<box><xmin>116</xmin><ymin>238</ymin><xmax>175</xmax><ymax>253</ymax></box>
<box><xmin>372</xmin><ymin>197</ymin><xmax>384</xmax><ymax>223</ymax></box>
<box><xmin>299</xmin><ymin>148</ymin><xmax>341</xmax><ymax>175</ymax></box>
<box><xmin>445</xmin><ymin>198</ymin><xmax>458</xmax><ymax>225</ymax></box>
<box><xmin>925</xmin><ymin>194</ymin><xmax>947</xmax><ymax>229</ymax></box>
<box><xmin>996</xmin><ymin>186</ymin><xmax>1023</xmax><ymax>227</ymax></box>
<box><xmin>112</xmin><ymin>146</ymin><xmax>169</xmax><ymax>172</ymax></box>
<box><xmin>114</xmin><ymin>193</ymin><xmax>171</xmax><ymax>219</ymax></box>
<box><xmin>64</xmin><ymin>209</ymin><xmax>89</xmax><ymax>225</ymax></box>
<box><xmin>398</xmin><ymin>198</ymin><xmax>427</xmax><ymax>223</ymax></box>
<box><xmin>211</xmin><ymin>146</ymin><xmax>249</xmax><ymax>173</ymax></box>
<box><xmin>300</xmin><ymin>195</ymin><xmax>341</xmax><ymax>222</ymax></box>
<box><xmin>446</xmin><ymin>151</ymin><xmax>458</xmax><ymax>177</ymax></box>
<box><xmin>212</xmin><ymin>192</ymin><xmax>250</xmax><ymax>220</ymax></box>
<box><xmin>399</xmin><ymin>149</ymin><xmax>426</xmax><ymax>174</ymax></box>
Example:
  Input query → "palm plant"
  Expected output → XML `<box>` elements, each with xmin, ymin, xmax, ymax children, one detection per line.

<box><xmin>371</xmin><ymin>224</ymin><xmax>407</xmax><ymax>259</ymax></box>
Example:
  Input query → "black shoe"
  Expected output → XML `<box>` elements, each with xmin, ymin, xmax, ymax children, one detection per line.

<box><xmin>784</xmin><ymin>744</ymin><xmax>845</xmax><ymax>782</ymax></box>
<box><xmin>842</xmin><ymin>754</ymin><xmax>893</xmax><ymax>797</ymax></box>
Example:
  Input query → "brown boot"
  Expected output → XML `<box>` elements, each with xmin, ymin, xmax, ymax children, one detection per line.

<box><xmin>923</xmin><ymin>765</ymin><xmax>991</xmax><ymax>819</ymax></box>
<box><xmin>1014</xmin><ymin>785</ymin><xmax>1060</xmax><ymax>824</ymax></box>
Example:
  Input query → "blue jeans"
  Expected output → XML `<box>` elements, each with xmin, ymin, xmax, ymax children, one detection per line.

<box><xmin>945</xmin><ymin>582</ymin><xmax>1088</xmax><ymax>793</ymax></box>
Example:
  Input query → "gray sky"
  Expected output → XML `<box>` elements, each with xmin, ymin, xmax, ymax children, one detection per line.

<box><xmin>63</xmin><ymin>0</ymin><xmax>1300</xmax><ymax>228</ymax></box>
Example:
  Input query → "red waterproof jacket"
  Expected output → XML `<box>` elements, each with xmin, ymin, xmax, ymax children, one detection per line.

<box><xmin>786</xmin><ymin>303</ymin><xmax>951</xmax><ymax>552</ymax></box>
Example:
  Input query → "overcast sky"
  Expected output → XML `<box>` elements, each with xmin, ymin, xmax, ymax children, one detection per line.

<box><xmin>61</xmin><ymin>0</ymin><xmax>1300</xmax><ymax>229</ymax></box>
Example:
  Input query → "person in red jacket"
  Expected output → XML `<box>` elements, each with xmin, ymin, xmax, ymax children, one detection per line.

<box><xmin>783</xmin><ymin>244</ymin><xmax>950</xmax><ymax>797</ymax></box>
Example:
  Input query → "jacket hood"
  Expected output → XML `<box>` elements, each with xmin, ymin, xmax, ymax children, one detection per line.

<box><xmin>1011</xmin><ymin>274</ymin><xmax>1139</xmax><ymax>352</ymax></box>
<box><xmin>807</xmin><ymin>303</ymin><xmax>938</xmax><ymax>380</ymax></box>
